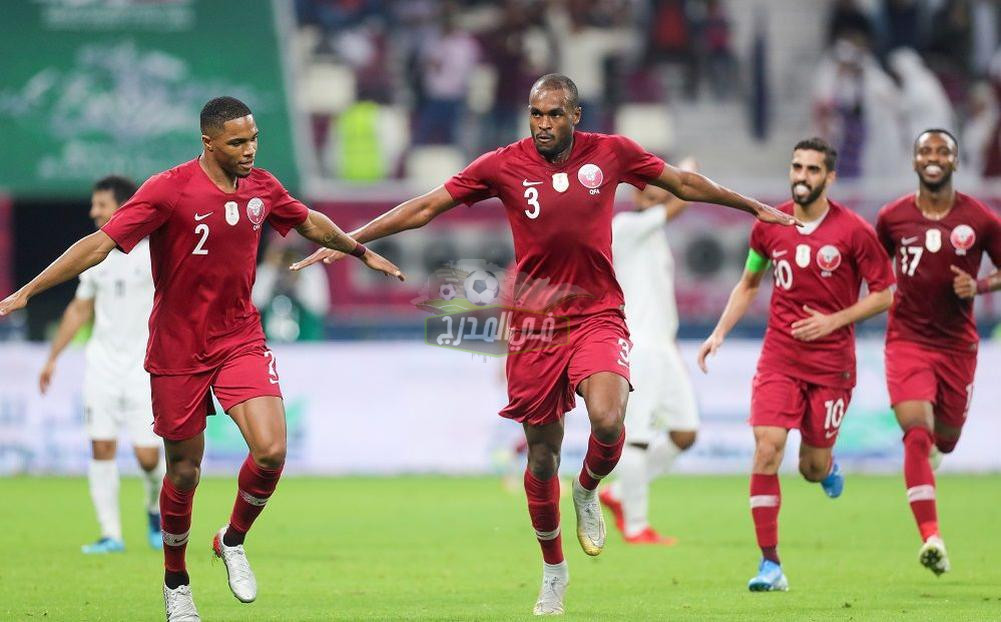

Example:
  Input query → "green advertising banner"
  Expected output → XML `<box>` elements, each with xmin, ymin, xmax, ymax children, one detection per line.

<box><xmin>0</xmin><ymin>0</ymin><xmax>298</xmax><ymax>196</ymax></box>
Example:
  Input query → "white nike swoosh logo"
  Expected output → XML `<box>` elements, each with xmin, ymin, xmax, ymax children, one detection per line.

<box><xmin>194</xmin><ymin>212</ymin><xmax>213</xmax><ymax>221</ymax></box>
<box><xmin>522</xmin><ymin>180</ymin><xmax>543</xmax><ymax>187</ymax></box>
<box><xmin>901</xmin><ymin>236</ymin><xmax>918</xmax><ymax>245</ymax></box>
<box><xmin>825</xmin><ymin>430</ymin><xmax>839</xmax><ymax>439</ymax></box>
<box><xmin>772</xmin><ymin>250</ymin><xmax>788</xmax><ymax>258</ymax></box>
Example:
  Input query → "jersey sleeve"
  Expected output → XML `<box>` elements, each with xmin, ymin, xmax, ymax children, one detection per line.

<box><xmin>266</xmin><ymin>175</ymin><xmax>310</xmax><ymax>237</ymax></box>
<box><xmin>612</xmin><ymin>135</ymin><xmax>666</xmax><ymax>189</ymax></box>
<box><xmin>748</xmin><ymin>220</ymin><xmax>768</xmax><ymax>258</ymax></box>
<box><xmin>874</xmin><ymin>207</ymin><xmax>895</xmax><ymax>256</ymax></box>
<box><xmin>444</xmin><ymin>150</ymin><xmax>500</xmax><ymax>206</ymax></box>
<box><xmin>982</xmin><ymin>209</ymin><xmax>1001</xmax><ymax>269</ymax></box>
<box><xmin>101</xmin><ymin>174</ymin><xmax>174</xmax><ymax>253</ymax></box>
<box><xmin>853</xmin><ymin>222</ymin><xmax>896</xmax><ymax>292</ymax></box>
<box><xmin>75</xmin><ymin>269</ymin><xmax>96</xmax><ymax>301</ymax></box>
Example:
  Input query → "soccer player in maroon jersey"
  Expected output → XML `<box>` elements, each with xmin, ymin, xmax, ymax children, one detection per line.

<box><xmin>0</xmin><ymin>97</ymin><xmax>403</xmax><ymax>621</ymax></box>
<box><xmin>875</xmin><ymin>129</ymin><xmax>1001</xmax><ymax>576</ymax></box>
<box><xmin>697</xmin><ymin>137</ymin><xmax>895</xmax><ymax>592</ymax></box>
<box><xmin>292</xmin><ymin>73</ymin><xmax>797</xmax><ymax>615</ymax></box>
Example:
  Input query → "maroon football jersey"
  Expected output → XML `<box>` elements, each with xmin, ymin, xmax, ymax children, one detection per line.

<box><xmin>751</xmin><ymin>200</ymin><xmax>895</xmax><ymax>388</ymax></box>
<box><xmin>444</xmin><ymin>132</ymin><xmax>665</xmax><ymax>326</ymax></box>
<box><xmin>102</xmin><ymin>158</ymin><xmax>309</xmax><ymax>374</ymax></box>
<box><xmin>876</xmin><ymin>192</ymin><xmax>1001</xmax><ymax>352</ymax></box>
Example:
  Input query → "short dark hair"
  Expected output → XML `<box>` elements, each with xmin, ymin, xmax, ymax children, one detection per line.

<box><xmin>914</xmin><ymin>128</ymin><xmax>959</xmax><ymax>154</ymax></box>
<box><xmin>793</xmin><ymin>137</ymin><xmax>838</xmax><ymax>172</ymax></box>
<box><xmin>93</xmin><ymin>175</ymin><xmax>137</xmax><ymax>206</ymax></box>
<box><xmin>530</xmin><ymin>73</ymin><xmax>580</xmax><ymax>110</ymax></box>
<box><xmin>200</xmin><ymin>96</ymin><xmax>253</xmax><ymax>135</ymax></box>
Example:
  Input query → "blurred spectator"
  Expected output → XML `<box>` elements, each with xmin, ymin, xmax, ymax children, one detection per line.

<box><xmin>645</xmin><ymin>0</ymin><xmax>695</xmax><ymax>100</ymax></box>
<box><xmin>888</xmin><ymin>47</ymin><xmax>955</xmax><ymax>141</ymax></box>
<box><xmin>253</xmin><ymin>242</ymin><xmax>331</xmax><ymax>342</ymax></box>
<box><xmin>691</xmin><ymin>0</ymin><xmax>738</xmax><ymax>100</ymax></box>
<box><xmin>813</xmin><ymin>35</ymin><xmax>906</xmax><ymax>178</ymax></box>
<box><xmin>413</xmin><ymin>4</ymin><xmax>480</xmax><ymax>145</ymax></box>
<box><xmin>547</xmin><ymin>0</ymin><xmax>636</xmax><ymax>132</ymax></box>
<box><xmin>924</xmin><ymin>0</ymin><xmax>973</xmax><ymax>103</ymax></box>
<box><xmin>961</xmin><ymin>81</ymin><xmax>997</xmax><ymax>177</ymax></box>
<box><xmin>875</xmin><ymin>0</ymin><xmax>925</xmax><ymax>56</ymax></box>
<box><xmin>970</xmin><ymin>0</ymin><xmax>999</xmax><ymax>77</ymax></box>
<box><xmin>827</xmin><ymin>0</ymin><xmax>874</xmax><ymax>47</ymax></box>
<box><xmin>980</xmin><ymin>50</ymin><xmax>1001</xmax><ymax>177</ymax></box>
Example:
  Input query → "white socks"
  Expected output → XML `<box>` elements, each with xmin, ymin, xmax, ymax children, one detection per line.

<box><xmin>142</xmin><ymin>457</ymin><xmax>166</xmax><ymax>514</ymax></box>
<box><xmin>543</xmin><ymin>560</ymin><xmax>569</xmax><ymax>580</ymax></box>
<box><xmin>611</xmin><ymin>439</ymin><xmax>684</xmax><ymax>537</ymax></box>
<box><xmin>88</xmin><ymin>459</ymin><xmax>122</xmax><ymax>541</ymax></box>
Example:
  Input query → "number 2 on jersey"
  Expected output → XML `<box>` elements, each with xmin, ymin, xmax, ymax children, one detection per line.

<box><xmin>192</xmin><ymin>224</ymin><xmax>209</xmax><ymax>255</ymax></box>
<box><xmin>524</xmin><ymin>187</ymin><xmax>541</xmax><ymax>219</ymax></box>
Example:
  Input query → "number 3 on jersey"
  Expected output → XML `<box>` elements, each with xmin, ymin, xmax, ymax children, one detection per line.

<box><xmin>524</xmin><ymin>187</ymin><xmax>541</xmax><ymax>219</ymax></box>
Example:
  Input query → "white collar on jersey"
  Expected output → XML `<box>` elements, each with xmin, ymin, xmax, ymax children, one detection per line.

<box><xmin>796</xmin><ymin>207</ymin><xmax>830</xmax><ymax>236</ymax></box>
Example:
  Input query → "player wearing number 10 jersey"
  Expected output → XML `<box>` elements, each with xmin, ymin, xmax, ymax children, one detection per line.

<box><xmin>292</xmin><ymin>73</ymin><xmax>797</xmax><ymax>616</ymax></box>
<box><xmin>875</xmin><ymin>129</ymin><xmax>1001</xmax><ymax>577</ymax></box>
<box><xmin>698</xmin><ymin>138</ymin><xmax>895</xmax><ymax>592</ymax></box>
<box><xmin>0</xmin><ymin>97</ymin><xmax>403</xmax><ymax>622</ymax></box>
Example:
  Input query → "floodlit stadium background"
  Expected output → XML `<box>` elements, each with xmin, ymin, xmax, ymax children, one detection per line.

<box><xmin>3</xmin><ymin>0</ymin><xmax>1001</xmax><ymax>476</ymax></box>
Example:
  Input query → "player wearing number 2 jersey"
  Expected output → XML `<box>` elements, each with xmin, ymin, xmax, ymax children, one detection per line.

<box><xmin>0</xmin><ymin>97</ymin><xmax>403</xmax><ymax>622</ymax></box>
<box><xmin>291</xmin><ymin>73</ymin><xmax>798</xmax><ymax>616</ymax></box>
<box><xmin>698</xmin><ymin>138</ymin><xmax>895</xmax><ymax>593</ymax></box>
<box><xmin>875</xmin><ymin>129</ymin><xmax>1001</xmax><ymax>577</ymax></box>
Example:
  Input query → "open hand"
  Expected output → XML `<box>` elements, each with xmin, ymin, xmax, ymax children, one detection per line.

<box><xmin>289</xmin><ymin>248</ymin><xmax>344</xmax><ymax>271</ymax></box>
<box><xmin>0</xmin><ymin>290</ymin><xmax>27</xmax><ymax>318</ymax></box>
<box><xmin>361</xmin><ymin>248</ymin><xmax>405</xmax><ymax>281</ymax></box>
<box><xmin>754</xmin><ymin>202</ymin><xmax>802</xmax><ymax>227</ymax></box>
<box><xmin>791</xmin><ymin>305</ymin><xmax>840</xmax><ymax>341</ymax></box>
<box><xmin>697</xmin><ymin>332</ymin><xmax>724</xmax><ymax>373</ymax></box>
<box><xmin>39</xmin><ymin>359</ymin><xmax>56</xmax><ymax>395</ymax></box>
<box><xmin>950</xmin><ymin>265</ymin><xmax>976</xmax><ymax>299</ymax></box>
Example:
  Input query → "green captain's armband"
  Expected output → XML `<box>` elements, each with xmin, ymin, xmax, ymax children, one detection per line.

<box><xmin>745</xmin><ymin>248</ymin><xmax>768</xmax><ymax>273</ymax></box>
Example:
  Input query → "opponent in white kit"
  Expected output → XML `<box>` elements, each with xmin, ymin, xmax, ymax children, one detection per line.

<box><xmin>39</xmin><ymin>175</ymin><xmax>164</xmax><ymax>553</ymax></box>
<box><xmin>599</xmin><ymin>159</ymin><xmax>700</xmax><ymax>544</ymax></box>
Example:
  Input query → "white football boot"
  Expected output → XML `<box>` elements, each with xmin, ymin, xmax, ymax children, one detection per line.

<box><xmin>533</xmin><ymin>561</ymin><xmax>569</xmax><ymax>615</ymax></box>
<box><xmin>163</xmin><ymin>584</ymin><xmax>200</xmax><ymax>622</ymax></box>
<box><xmin>919</xmin><ymin>536</ymin><xmax>950</xmax><ymax>576</ymax></box>
<box><xmin>571</xmin><ymin>479</ymin><xmax>605</xmax><ymax>556</ymax></box>
<box><xmin>212</xmin><ymin>526</ymin><xmax>258</xmax><ymax>602</ymax></box>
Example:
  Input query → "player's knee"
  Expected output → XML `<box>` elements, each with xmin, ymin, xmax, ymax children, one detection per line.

<box><xmin>252</xmin><ymin>443</ymin><xmax>287</xmax><ymax>469</ymax></box>
<box><xmin>526</xmin><ymin>447</ymin><xmax>560</xmax><ymax>481</ymax></box>
<box><xmin>798</xmin><ymin>457</ymin><xmax>827</xmax><ymax>483</ymax></box>
<box><xmin>935</xmin><ymin>435</ymin><xmax>959</xmax><ymax>454</ymax></box>
<box><xmin>589</xmin><ymin>406</ymin><xmax>625</xmax><ymax>442</ymax></box>
<box><xmin>167</xmin><ymin>461</ymin><xmax>200</xmax><ymax>490</ymax></box>
<box><xmin>752</xmin><ymin>442</ymin><xmax>782</xmax><ymax>471</ymax></box>
<box><xmin>670</xmin><ymin>430</ymin><xmax>697</xmax><ymax>451</ymax></box>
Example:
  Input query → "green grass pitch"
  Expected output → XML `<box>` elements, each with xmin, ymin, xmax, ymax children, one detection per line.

<box><xmin>2</xmin><ymin>474</ymin><xmax>1000</xmax><ymax>620</ymax></box>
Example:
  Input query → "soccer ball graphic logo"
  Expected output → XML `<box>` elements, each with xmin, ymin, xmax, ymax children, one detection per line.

<box><xmin>438</xmin><ymin>283</ymin><xmax>458</xmax><ymax>300</ymax></box>
<box><xmin>463</xmin><ymin>270</ymin><xmax>500</xmax><ymax>306</ymax></box>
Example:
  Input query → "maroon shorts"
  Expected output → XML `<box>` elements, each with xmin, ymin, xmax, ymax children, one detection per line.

<box><xmin>750</xmin><ymin>370</ymin><xmax>853</xmax><ymax>449</ymax></box>
<box><xmin>885</xmin><ymin>339</ymin><xmax>976</xmax><ymax>428</ymax></box>
<box><xmin>150</xmin><ymin>343</ymin><xmax>283</xmax><ymax>441</ymax></box>
<box><xmin>501</xmin><ymin>311</ymin><xmax>632</xmax><ymax>426</ymax></box>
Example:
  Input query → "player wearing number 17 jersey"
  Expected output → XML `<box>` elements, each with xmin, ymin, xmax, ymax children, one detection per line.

<box><xmin>291</xmin><ymin>73</ymin><xmax>798</xmax><ymax>615</ymax></box>
<box><xmin>698</xmin><ymin>138</ymin><xmax>895</xmax><ymax>592</ymax></box>
<box><xmin>0</xmin><ymin>97</ymin><xmax>403</xmax><ymax>622</ymax></box>
<box><xmin>875</xmin><ymin>129</ymin><xmax>1001</xmax><ymax>577</ymax></box>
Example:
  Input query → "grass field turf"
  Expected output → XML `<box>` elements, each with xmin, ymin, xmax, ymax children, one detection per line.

<box><xmin>2</xmin><ymin>475</ymin><xmax>1000</xmax><ymax>621</ymax></box>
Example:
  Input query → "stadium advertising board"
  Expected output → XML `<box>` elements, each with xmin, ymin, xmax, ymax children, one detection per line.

<box><xmin>0</xmin><ymin>0</ymin><xmax>297</xmax><ymax>196</ymax></box>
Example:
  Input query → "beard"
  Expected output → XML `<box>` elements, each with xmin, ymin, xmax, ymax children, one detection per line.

<box><xmin>919</xmin><ymin>169</ymin><xmax>953</xmax><ymax>192</ymax></box>
<box><xmin>791</xmin><ymin>181</ymin><xmax>825</xmax><ymax>206</ymax></box>
<box><xmin>534</xmin><ymin>132</ymin><xmax>571</xmax><ymax>158</ymax></box>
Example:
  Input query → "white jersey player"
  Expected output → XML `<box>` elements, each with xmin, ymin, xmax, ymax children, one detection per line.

<box><xmin>599</xmin><ymin>159</ymin><xmax>700</xmax><ymax>544</ymax></box>
<box><xmin>38</xmin><ymin>176</ymin><xmax>164</xmax><ymax>554</ymax></box>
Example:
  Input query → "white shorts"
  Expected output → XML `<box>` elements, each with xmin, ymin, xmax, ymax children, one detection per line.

<box><xmin>83</xmin><ymin>374</ymin><xmax>159</xmax><ymax>447</ymax></box>
<box><xmin>625</xmin><ymin>344</ymin><xmax>700</xmax><ymax>444</ymax></box>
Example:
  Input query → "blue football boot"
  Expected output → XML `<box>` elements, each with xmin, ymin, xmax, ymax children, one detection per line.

<box><xmin>821</xmin><ymin>460</ymin><xmax>844</xmax><ymax>498</ymax></box>
<box><xmin>148</xmin><ymin>511</ymin><xmax>163</xmax><ymax>549</ymax></box>
<box><xmin>82</xmin><ymin>537</ymin><xmax>125</xmax><ymax>554</ymax></box>
<box><xmin>748</xmin><ymin>559</ymin><xmax>789</xmax><ymax>592</ymax></box>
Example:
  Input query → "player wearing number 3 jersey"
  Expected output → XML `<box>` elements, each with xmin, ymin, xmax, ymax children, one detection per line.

<box><xmin>291</xmin><ymin>73</ymin><xmax>798</xmax><ymax>616</ymax></box>
<box><xmin>0</xmin><ymin>96</ymin><xmax>403</xmax><ymax>622</ymax></box>
<box><xmin>875</xmin><ymin>129</ymin><xmax>1001</xmax><ymax>577</ymax></box>
<box><xmin>698</xmin><ymin>138</ymin><xmax>895</xmax><ymax>593</ymax></box>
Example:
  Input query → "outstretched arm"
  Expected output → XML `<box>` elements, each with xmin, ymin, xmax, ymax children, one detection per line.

<box><xmin>39</xmin><ymin>296</ymin><xmax>95</xmax><ymax>394</ymax></box>
<box><xmin>291</xmin><ymin>185</ymin><xmax>460</xmax><ymax>271</ymax></box>
<box><xmin>790</xmin><ymin>288</ymin><xmax>892</xmax><ymax>342</ymax></box>
<box><xmin>697</xmin><ymin>266</ymin><xmax>766</xmax><ymax>372</ymax></box>
<box><xmin>295</xmin><ymin>210</ymin><xmax>406</xmax><ymax>280</ymax></box>
<box><xmin>649</xmin><ymin>164</ymin><xmax>800</xmax><ymax>226</ymax></box>
<box><xmin>0</xmin><ymin>231</ymin><xmax>117</xmax><ymax>317</ymax></box>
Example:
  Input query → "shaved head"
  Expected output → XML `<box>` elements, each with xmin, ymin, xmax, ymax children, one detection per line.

<box><xmin>529</xmin><ymin>73</ymin><xmax>580</xmax><ymax>111</ymax></box>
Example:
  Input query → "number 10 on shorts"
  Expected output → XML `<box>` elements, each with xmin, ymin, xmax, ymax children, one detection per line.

<box><xmin>824</xmin><ymin>398</ymin><xmax>845</xmax><ymax>438</ymax></box>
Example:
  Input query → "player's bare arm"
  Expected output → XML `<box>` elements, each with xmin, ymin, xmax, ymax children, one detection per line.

<box><xmin>698</xmin><ymin>267</ymin><xmax>766</xmax><ymax>372</ymax></box>
<box><xmin>290</xmin><ymin>186</ymin><xmax>459</xmax><ymax>271</ymax></box>
<box><xmin>649</xmin><ymin>165</ymin><xmax>801</xmax><ymax>227</ymax></box>
<box><xmin>39</xmin><ymin>296</ymin><xmax>95</xmax><ymax>394</ymax></box>
<box><xmin>0</xmin><ymin>230</ymin><xmax>117</xmax><ymax>317</ymax></box>
<box><xmin>294</xmin><ymin>210</ymin><xmax>406</xmax><ymax>281</ymax></box>
<box><xmin>951</xmin><ymin>265</ymin><xmax>1001</xmax><ymax>299</ymax></box>
<box><xmin>790</xmin><ymin>288</ymin><xmax>892</xmax><ymax>342</ymax></box>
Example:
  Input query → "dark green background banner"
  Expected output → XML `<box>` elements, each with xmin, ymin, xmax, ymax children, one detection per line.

<box><xmin>0</xmin><ymin>0</ymin><xmax>297</xmax><ymax>196</ymax></box>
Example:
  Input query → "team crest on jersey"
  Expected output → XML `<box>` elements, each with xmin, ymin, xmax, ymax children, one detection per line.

<box><xmin>950</xmin><ymin>224</ymin><xmax>975</xmax><ymax>255</ymax></box>
<box><xmin>577</xmin><ymin>163</ymin><xmax>604</xmax><ymax>189</ymax></box>
<box><xmin>247</xmin><ymin>197</ymin><xmax>265</xmax><ymax>230</ymax></box>
<box><xmin>225</xmin><ymin>201</ymin><xmax>239</xmax><ymax>226</ymax></box>
<box><xmin>795</xmin><ymin>244</ymin><xmax>811</xmax><ymax>268</ymax></box>
<box><xmin>925</xmin><ymin>228</ymin><xmax>941</xmax><ymax>253</ymax></box>
<box><xmin>552</xmin><ymin>172</ymin><xmax>569</xmax><ymax>193</ymax></box>
<box><xmin>816</xmin><ymin>244</ymin><xmax>842</xmax><ymax>275</ymax></box>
